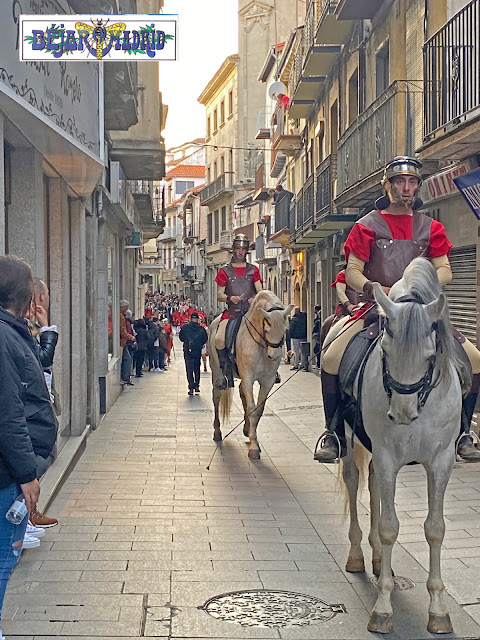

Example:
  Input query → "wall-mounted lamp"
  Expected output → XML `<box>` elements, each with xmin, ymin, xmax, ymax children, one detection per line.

<box><xmin>257</xmin><ymin>219</ymin><xmax>266</xmax><ymax>235</ymax></box>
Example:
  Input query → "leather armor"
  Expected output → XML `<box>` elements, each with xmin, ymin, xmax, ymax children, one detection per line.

<box><xmin>359</xmin><ymin>210</ymin><xmax>433</xmax><ymax>287</ymax></box>
<box><xmin>223</xmin><ymin>263</ymin><xmax>257</xmax><ymax>317</ymax></box>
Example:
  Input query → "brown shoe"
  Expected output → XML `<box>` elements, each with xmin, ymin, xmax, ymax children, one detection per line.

<box><xmin>30</xmin><ymin>510</ymin><xmax>58</xmax><ymax>528</ymax></box>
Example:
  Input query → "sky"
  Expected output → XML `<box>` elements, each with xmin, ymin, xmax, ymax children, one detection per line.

<box><xmin>160</xmin><ymin>0</ymin><xmax>238</xmax><ymax>150</ymax></box>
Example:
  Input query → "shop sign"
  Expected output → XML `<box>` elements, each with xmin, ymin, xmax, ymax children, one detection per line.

<box><xmin>20</xmin><ymin>14</ymin><xmax>177</xmax><ymax>62</ymax></box>
<box><xmin>453</xmin><ymin>168</ymin><xmax>480</xmax><ymax>220</ymax></box>
<box><xmin>1</xmin><ymin>0</ymin><xmax>101</xmax><ymax>158</ymax></box>
<box><xmin>421</xmin><ymin>161</ymin><xmax>473</xmax><ymax>204</ymax></box>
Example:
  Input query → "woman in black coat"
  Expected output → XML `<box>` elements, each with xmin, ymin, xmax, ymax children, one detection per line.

<box><xmin>0</xmin><ymin>255</ymin><xmax>57</xmax><ymax>632</ymax></box>
<box><xmin>133</xmin><ymin>319</ymin><xmax>149</xmax><ymax>377</ymax></box>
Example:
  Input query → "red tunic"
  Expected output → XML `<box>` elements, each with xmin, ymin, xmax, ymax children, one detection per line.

<box><xmin>345</xmin><ymin>211</ymin><xmax>452</xmax><ymax>263</ymax></box>
<box><xmin>331</xmin><ymin>270</ymin><xmax>347</xmax><ymax>288</ymax></box>
<box><xmin>216</xmin><ymin>265</ymin><xmax>263</xmax><ymax>320</ymax></box>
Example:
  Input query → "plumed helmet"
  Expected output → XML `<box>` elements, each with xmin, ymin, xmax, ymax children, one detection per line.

<box><xmin>376</xmin><ymin>156</ymin><xmax>424</xmax><ymax>211</ymax></box>
<box><xmin>232</xmin><ymin>234</ymin><xmax>250</xmax><ymax>250</ymax></box>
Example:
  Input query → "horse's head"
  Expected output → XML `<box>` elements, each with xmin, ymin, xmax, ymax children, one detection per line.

<box><xmin>258</xmin><ymin>303</ymin><xmax>294</xmax><ymax>360</ymax></box>
<box><xmin>374</xmin><ymin>282</ymin><xmax>447</xmax><ymax>426</ymax></box>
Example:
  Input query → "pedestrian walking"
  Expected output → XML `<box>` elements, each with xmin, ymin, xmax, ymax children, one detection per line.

<box><xmin>133</xmin><ymin>319</ymin><xmax>149</xmax><ymax>378</ymax></box>
<box><xmin>157</xmin><ymin>324</ymin><xmax>169</xmax><ymax>371</ymax></box>
<box><xmin>0</xmin><ymin>255</ymin><xmax>59</xmax><ymax>636</ymax></box>
<box><xmin>289</xmin><ymin>306</ymin><xmax>307</xmax><ymax>370</ymax></box>
<box><xmin>179</xmin><ymin>312</ymin><xmax>208</xmax><ymax>395</ymax></box>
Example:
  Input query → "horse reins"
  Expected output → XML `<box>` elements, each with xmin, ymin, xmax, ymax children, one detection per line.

<box><xmin>244</xmin><ymin>306</ymin><xmax>286</xmax><ymax>350</ymax></box>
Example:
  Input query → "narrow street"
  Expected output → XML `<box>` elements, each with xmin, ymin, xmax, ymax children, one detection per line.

<box><xmin>5</xmin><ymin>341</ymin><xmax>480</xmax><ymax>640</ymax></box>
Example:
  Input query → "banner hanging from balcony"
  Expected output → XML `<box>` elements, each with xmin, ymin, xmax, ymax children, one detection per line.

<box><xmin>454</xmin><ymin>168</ymin><xmax>480</xmax><ymax>221</ymax></box>
<box><xmin>19</xmin><ymin>15</ymin><xmax>177</xmax><ymax>61</ymax></box>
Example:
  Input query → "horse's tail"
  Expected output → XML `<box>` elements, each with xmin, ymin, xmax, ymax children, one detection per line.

<box><xmin>220</xmin><ymin>388</ymin><xmax>233</xmax><ymax>423</ymax></box>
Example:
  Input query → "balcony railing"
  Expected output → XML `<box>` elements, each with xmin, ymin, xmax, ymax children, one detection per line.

<box><xmin>423</xmin><ymin>0</ymin><xmax>480</xmax><ymax>142</ymax></box>
<box><xmin>315</xmin><ymin>154</ymin><xmax>337</xmax><ymax>220</ymax></box>
<box><xmin>288</xmin><ymin>28</ymin><xmax>305</xmax><ymax>99</ymax></box>
<box><xmin>128</xmin><ymin>180</ymin><xmax>152</xmax><ymax>196</ymax></box>
<box><xmin>200</xmin><ymin>172</ymin><xmax>233</xmax><ymax>204</ymax></box>
<box><xmin>290</xmin><ymin>175</ymin><xmax>315</xmax><ymax>241</ymax></box>
<box><xmin>337</xmin><ymin>81</ymin><xmax>410</xmax><ymax>194</ymax></box>
<box><xmin>273</xmin><ymin>192</ymin><xmax>292</xmax><ymax>233</ymax></box>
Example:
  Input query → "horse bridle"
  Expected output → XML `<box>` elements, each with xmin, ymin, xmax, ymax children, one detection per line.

<box><xmin>244</xmin><ymin>306</ymin><xmax>286</xmax><ymax>350</ymax></box>
<box><xmin>381</xmin><ymin>294</ymin><xmax>439</xmax><ymax>411</ymax></box>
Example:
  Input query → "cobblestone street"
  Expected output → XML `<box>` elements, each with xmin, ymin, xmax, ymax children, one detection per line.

<box><xmin>5</xmin><ymin>343</ymin><xmax>480</xmax><ymax>639</ymax></box>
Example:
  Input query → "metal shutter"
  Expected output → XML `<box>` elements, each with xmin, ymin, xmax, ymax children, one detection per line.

<box><xmin>444</xmin><ymin>246</ymin><xmax>478</xmax><ymax>344</ymax></box>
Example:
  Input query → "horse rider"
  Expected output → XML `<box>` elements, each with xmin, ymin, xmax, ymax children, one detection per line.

<box><xmin>214</xmin><ymin>233</ymin><xmax>263</xmax><ymax>390</ymax></box>
<box><xmin>315</xmin><ymin>156</ymin><xmax>480</xmax><ymax>463</ymax></box>
<box><xmin>332</xmin><ymin>268</ymin><xmax>360</xmax><ymax>318</ymax></box>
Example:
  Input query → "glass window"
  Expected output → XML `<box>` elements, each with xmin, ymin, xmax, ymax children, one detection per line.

<box><xmin>175</xmin><ymin>180</ymin><xmax>195</xmax><ymax>196</ymax></box>
<box><xmin>221</xmin><ymin>206</ymin><xmax>227</xmax><ymax>231</ymax></box>
<box><xmin>220</xmin><ymin>100</ymin><xmax>225</xmax><ymax>124</ymax></box>
<box><xmin>213</xmin><ymin>108</ymin><xmax>218</xmax><ymax>132</ymax></box>
<box><xmin>107</xmin><ymin>246</ymin><xmax>114</xmax><ymax>360</ymax></box>
<box><xmin>207</xmin><ymin>116</ymin><xmax>211</xmax><ymax>138</ymax></box>
<box><xmin>207</xmin><ymin>213</ymin><xmax>213</xmax><ymax>244</ymax></box>
<box><xmin>228</xmin><ymin>90</ymin><xmax>233</xmax><ymax>116</ymax></box>
<box><xmin>376</xmin><ymin>40</ymin><xmax>390</xmax><ymax>97</ymax></box>
<box><xmin>214</xmin><ymin>209</ymin><xmax>219</xmax><ymax>242</ymax></box>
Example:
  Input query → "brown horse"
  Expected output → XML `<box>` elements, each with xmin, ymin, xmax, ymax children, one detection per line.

<box><xmin>209</xmin><ymin>291</ymin><xmax>293</xmax><ymax>458</ymax></box>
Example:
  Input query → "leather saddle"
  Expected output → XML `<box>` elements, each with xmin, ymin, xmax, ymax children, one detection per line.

<box><xmin>337</xmin><ymin>318</ymin><xmax>472</xmax><ymax>453</ymax></box>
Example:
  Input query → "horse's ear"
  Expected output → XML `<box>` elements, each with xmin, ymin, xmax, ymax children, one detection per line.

<box><xmin>258</xmin><ymin>308</ymin><xmax>270</xmax><ymax>320</ymax></box>
<box><xmin>373</xmin><ymin>282</ymin><xmax>397</xmax><ymax>318</ymax></box>
<box><xmin>283</xmin><ymin>304</ymin><xmax>295</xmax><ymax>318</ymax></box>
<box><xmin>424</xmin><ymin>293</ymin><xmax>446</xmax><ymax>323</ymax></box>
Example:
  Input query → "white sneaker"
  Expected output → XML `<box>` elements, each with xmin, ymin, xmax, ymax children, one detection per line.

<box><xmin>22</xmin><ymin>534</ymin><xmax>41</xmax><ymax>549</ymax></box>
<box><xmin>155</xmin><ymin>367</ymin><xmax>161</xmax><ymax>372</ymax></box>
<box><xmin>158</xmin><ymin>368</ymin><xmax>165</xmax><ymax>372</ymax></box>
<box><xmin>26</xmin><ymin>523</ymin><xmax>46</xmax><ymax>538</ymax></box>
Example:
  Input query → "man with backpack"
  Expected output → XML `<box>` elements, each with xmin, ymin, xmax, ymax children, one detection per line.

<box><xmin>179</xmin><ymin>312</ymin><xmax>208</xmax><ymax>395</ymax></box>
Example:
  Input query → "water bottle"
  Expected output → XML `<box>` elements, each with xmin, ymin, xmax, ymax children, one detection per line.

<box><xmin>6</xmin><ymin>497</ymin><xmax>28</xmax><ymax>525</ymax></box>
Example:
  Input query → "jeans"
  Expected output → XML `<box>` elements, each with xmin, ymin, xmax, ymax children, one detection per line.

<box><xmin>184</xmin><ymin>354</ymin><xmax>201</xmax><ymax>390</ymax></box>
<box><xmin>158</xmin><ymin>351</ymin><xmax>165</xmax><ymax>370</ymax></box>
<box><xmin>134</xmin><ymin>349</ymin><xmax>146</xmax><ymax>376</ymax></box>
<box><xmin>0</xmin><ymin>483</ymin><xmax>28</xmax><ymax>625</ymax></box>
<box><xmin>149</xmin><ymin>346</ymin><xmax>160</xmax><ymax>369</ymax></box>
<box><xmin>120</xmin><ymin>346</ymin><xmax>133</xmax><ymax>382</ymax></box>
<box><xmin>292</xmin><ymin>338</ymin><xmax>304</xmax><ymax>368</ymax></box>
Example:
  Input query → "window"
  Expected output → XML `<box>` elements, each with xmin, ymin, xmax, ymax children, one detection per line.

<box><xmin>175</xmin><ymin>180</ymin><xmax>194</xmax><ymax>196</ymax></box>
<box><xmin>107</xmin><ymin>246</ymin><xmax>115</xmax><ymax>359</ymax></box>
<box><xmin>228</xmin><ymin>90</ymin><xmax>233</xmax><ymax>116</ymax></box>
<box><xmin>214</xmin><ymin>209</ymin><xmax>219</xmax><ymax>242</ymax></box>
<box><xmin>221</xmin><ymin>206</ymin><xmax>227</xmax><ymax>231</ymax></box>
<box><xmin>220</xmin><ymin>155</ymin><xmax>225</xmax><ymax>175</ymax></box>
<box><xmin>330</xmin><ymin>100</ymin><xmax>338</xmax><ymax>153</ymax></box>
<box><xmin>207</xmin><ymin>167</ymin><xmax>211</xmax><ymax>184</ymax></box>
<box><xmin>220</xmin><ymin>99</ymin><xmax>225</xmax><ymax>125</ymax></box>
<box><xmin>376</xmin><ymin>40</ymin><xmax>390</xmax><ymax>98</ymax></box>
<box><xmin>207</xmin><ymin>116</ymin><xmax>211</xmax><ymax>139</ymax></box>
<box><xmin>207</xmin><ymin>213</ymin><xmax>212</xmax><ymax>244</ymax></box>
<box><xmin>348</xmin><ymin>69</ymin><xmax>359</xmax><ymax>126</ymax></box>
<box><xmin>213</xmin><ymin>162</ymin><xmax>217</xmax><ymax>180</ymax></box>
<box><xmin>213</xmin><ymin>108</ymin><xmax>218</xmax><ymax>132</ymax></box>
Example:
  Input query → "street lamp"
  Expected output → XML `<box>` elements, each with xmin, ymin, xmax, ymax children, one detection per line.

<box><xmin>257</xmin><ymin>219</ymin><xmax>266</xmax><ymax>236</ymax></box>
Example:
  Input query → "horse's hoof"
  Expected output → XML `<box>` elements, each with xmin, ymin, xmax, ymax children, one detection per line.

<box><xmin>367</xmin><ymin>611</ymin><xmax>393</xmax><ymax>634</ymax></box>
<box><xmin>427</xmin><ymin>613</ymin><xmax>453</xmax><ymax>634</ymax></box>
<box><xmin>248</xmin><ymin>450</ymin><xmax>260</xmax><ymax>459</ymax></box>
<box><xmin>345</xmin><ymin>556</ymin><xmax>365</xmax><ymax>573</ymax></box>
<box><xmin>213</xmin><ymin>433</ymin><xmax>222</xmax><ymax>442</ymax></box>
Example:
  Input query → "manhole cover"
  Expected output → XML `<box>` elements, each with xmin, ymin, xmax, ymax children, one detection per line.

<box><xmin>198</xmin><ymin>589</ymin><xmax>346</xmax><ymax>627</ymax></box>
<box><xmin>370</xmin><ymin>576</ymin><xmax>416</xmax><ymax>590</ymax></box>
<box><xmin>187</xmin><ymin>409</ymin><xmax>212</xmax><ymax>413</ymax></box>
<box><xmin>278</xmin><ymin>404</ymin><xmax>323</xmax><ymax>411</ymax></box>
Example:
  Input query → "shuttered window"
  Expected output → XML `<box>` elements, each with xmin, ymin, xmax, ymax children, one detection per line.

<box><xmin>444</xmin><ymin>246</ymin><xmax>477</xmax><ymax>344</ymax></box>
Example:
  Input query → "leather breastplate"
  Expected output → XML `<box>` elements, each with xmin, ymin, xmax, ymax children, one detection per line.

<box><xmin>223</xmin><ymin>263</ymin><xmax>257</xmax><ymax>314</ymax></box>
<box><xmin>360</xmin><ymin>210</ymin><xmax>433</xmax><ymax>287</ymax></box>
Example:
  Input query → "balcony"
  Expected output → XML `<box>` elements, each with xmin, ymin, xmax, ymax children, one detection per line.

<box><xmin>253</xmin><ymin>158</ymin><xmax>271</xmax><ymax>202</ymax></box>
<box><xmin>184</xmin><ymin>224</ymin><xmax>197</xmax><ymax>244</ymax></box>
<box><xmin>270</xmin><ymin>191</ymin><xmax>293</xmax><ymax>247</ymax></box>
<box><xmin>104</xmin><ymin>61</ymin><xmax>138</xmax><ymax>131</ymax></box>
<box><xmin>220</xmin><ymin>230</ymin><xmax>233</xmax><ymax>249</ymax></box>
<box><xmin>290</xmin><ymin>175</ymin><xmax>316</xmax><ymax>248</ymax></box>
<box><xmin>312</xmin><ymin>0</ymin><xmax>354</xmax><ymax>45</ymax></box>
<box><xmin>336</xmin><ymin>81</ymin><xmax>410</xmax><ymax>209</ymax></box>
<box><xmin>200</xmin><ymin>172</ymin><xmax>234</xmax><ymax>205</ymax></box>
<box><xmin>288</xmin><ymin>28</ymin><xmax>326</xmax><ymax>119</ymax></box>
<box><xmin>421</xmin><ymin>0</ymin><xmax>480</xmax><ymax>161</ymax></box>
<box><xmin>336</xmin><ymin>0</ymin><xmax>385</xmax><ymax>20</ymax></box>
<box><xmin>271</xmin><ymin>105</ymin><xmax>302</xmax><ymax>155</ymax></box>
<box><xmin>159</xmin><ymin>226</ymin><xmax>177</xmax><ymax>241</ymax></box>
<box><xmin>128</xmin><ymin>181</ymin><xmax>162</xmax><ymax>241</ymax></box>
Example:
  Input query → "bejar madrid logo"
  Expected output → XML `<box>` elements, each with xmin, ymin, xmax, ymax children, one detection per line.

<box><xmin>19</xmin><ymin>15</ymin><xmax>177</xmax><ymax>61</ymax></box>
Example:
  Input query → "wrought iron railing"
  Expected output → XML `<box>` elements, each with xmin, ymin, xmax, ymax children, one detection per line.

<box><xmin>315</xmin><ymin>154</ymin><xmax>336</xmax><ymax>219</ymax></box>
<box><xmin>200</xmin><ymin>172</ymin><xmax>233</xmax><ymax>203</ymax></box>
<box><xmin>337</xmin><ymin>81</ymin><xmax>412</xmax><ymax>194</ymax></box>
<box><xmin>423</xmin><ymin>0</ymin><xmax>480</xmax><ymax>142</ymax></box>
<box><xmin>273</xmin><ymin>192</ymin><xmax>292</xmax><ymax>233</ymax></box>
<box><xmin>288</xmin><ymin>28</ymin><xmax>305</xmax><ymax>99</ymax></box>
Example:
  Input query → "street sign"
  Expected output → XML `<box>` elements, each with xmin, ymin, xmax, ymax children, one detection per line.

<box><xmin>453</xmin><ymin>168</ymin><xmax>480</xmax><ymax>220</ymax></box>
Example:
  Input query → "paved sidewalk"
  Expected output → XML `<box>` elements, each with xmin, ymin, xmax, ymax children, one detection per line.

<box><xmin>5</xmin><ymin>342</ymin><xmax>480</xmax><ymax>639</ymax></box>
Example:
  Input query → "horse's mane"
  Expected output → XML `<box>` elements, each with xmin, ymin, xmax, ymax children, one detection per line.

<box><xmin>391</xmin><ymin>257</ymin><xmax>462</xmax><ymax>383</ymax></box>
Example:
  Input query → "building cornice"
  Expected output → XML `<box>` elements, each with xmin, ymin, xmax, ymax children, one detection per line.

<box><xmin>197</xmin><ymin>55</ymin><xmax>239</xmax><ymax>105</ymax></box>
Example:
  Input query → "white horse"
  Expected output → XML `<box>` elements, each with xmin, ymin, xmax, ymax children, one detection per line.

<box><xmin>339</xmin><ymin>258</ymin><xmax>465</xmax><ymax>634</ymax></box>
<box><xmin>209</xmin><ymin>291</ymin><xmax>293</xmax><ymax>458</ymax></box>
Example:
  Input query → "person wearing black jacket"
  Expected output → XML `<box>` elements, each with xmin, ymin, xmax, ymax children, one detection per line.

<box><xmin>179</xmin><ymin>313</ymin><xmax>208</xmax><ymax>395</ymax></box>
<box><xmin>289</xmin><ymin>307</ymin><xmax>307</xmax><ymax>370</ymax></box>
<box><xmin>0</xmin><ymin>255</ymin><xmax>57</xmax><ymax>632</ymax></box>
<box><xmin>133</xmin><ymin>319</ymin><xmax>149</xmax><ymax>377</ymax></box>
<box><xmin>147</xmin><ymin>318</ymin><xmax>160</xmax><ymax>371</ymax></box>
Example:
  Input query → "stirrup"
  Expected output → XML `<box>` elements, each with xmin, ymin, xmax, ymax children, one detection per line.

<box><xmin>313</xmin><ymin>431</ymin><xmax>342</xmax><ymax>463</ymax></box>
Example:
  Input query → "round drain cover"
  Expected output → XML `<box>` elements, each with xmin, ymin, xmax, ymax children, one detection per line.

<box><xmin>199</xmin><ymin>589</ymin><xmax>345</xmax><ymax>627</ymax></box>
<box><xmin>370</xmin><ymin>576</ymin><xmax>416</xmax><ymax>590</ymax></box>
